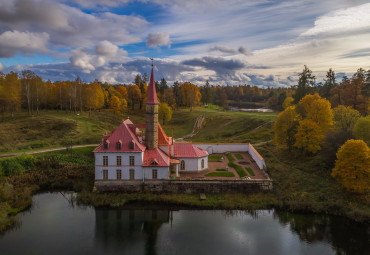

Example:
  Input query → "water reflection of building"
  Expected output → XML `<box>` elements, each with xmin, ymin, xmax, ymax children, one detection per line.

<box><xmin>94</xmin><ymin>209</ymin><xmax>170</xmax><ymax>255</ymax></box>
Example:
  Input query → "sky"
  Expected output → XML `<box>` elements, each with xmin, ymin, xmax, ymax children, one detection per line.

<box><xmin>0</xmin><ymin>0</ymin><xmax>370</xmax><ymax>87</ymax></box>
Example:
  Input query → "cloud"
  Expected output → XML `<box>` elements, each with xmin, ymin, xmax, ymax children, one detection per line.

<box><xmin>0</xmin><ymin>30</ymin><xmax>49</xmax><ymax>57</ymax></box>
<box><xmin>95</xmin><ymin>40</ymin><xmax>119</xmax><ymax>57</ymax></box>
<box><xmin>238</xmin><ymin>46</ymin><xmax>252</xmax><ymax>56</ymax></box>
<box><xmin>209</xmin><ymin>46</ymin><xmax>236</xmax><ymax>54</ymax></box>
<box><xmin>0</xmin><ymin>62</ymin><xmax>4</xmax><ymax>71</ymax></box>
<box><xmin>301</xmin><ymin>3</ymin><xmax>370</xmax><ymax>37</ymax></box>
<box><xmin>146</xmin><ymin>32</ymin><xmax>171</xmax><ymax>48</ymax></box>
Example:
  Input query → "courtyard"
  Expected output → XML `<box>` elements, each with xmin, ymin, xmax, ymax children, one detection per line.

<box><xmin>176</xmin><ymin>151</ymin><xmax>269</xmax><ymax>180</ymax></box>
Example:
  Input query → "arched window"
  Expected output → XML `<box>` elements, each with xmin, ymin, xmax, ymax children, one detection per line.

<box><xmin>201</xmin><ymin>159</ymin><xmax>204</xmax><ymax>169</ymax></box>
<box><xmin>180</xmin><ymin>160</ymin><xmax>185</xmax><ymax>170</ymax></box>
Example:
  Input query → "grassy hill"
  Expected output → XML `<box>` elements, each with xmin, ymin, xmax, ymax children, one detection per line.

<box><xmin>0</xmin><ymin>108</ymin><xmax>277</xmax><ymax>153</ymax></box>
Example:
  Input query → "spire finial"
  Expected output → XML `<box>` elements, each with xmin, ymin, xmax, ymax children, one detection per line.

<box><xmin>150</xmin><ymin>58</ymin><xmax>154</xmax><ymax>68</ymax></box>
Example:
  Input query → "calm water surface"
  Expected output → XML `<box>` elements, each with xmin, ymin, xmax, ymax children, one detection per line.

<box><xmin>0</xmin><ymin>193</ymin><xmax>369</xmax><ymax>255</ymax></box>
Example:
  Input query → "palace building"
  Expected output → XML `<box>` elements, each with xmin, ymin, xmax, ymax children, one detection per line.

<box><xmin>93</xmin><ymin>68</ymin><xmax>209</xmax><ymax>181</ymax></box>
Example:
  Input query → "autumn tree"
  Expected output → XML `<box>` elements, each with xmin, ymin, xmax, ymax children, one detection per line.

<box><xmin>294</xmin><ymin>119</ymin><xmax>325</xmax><ymax>154</ymax></box>
<box><xmin>180</xmin><ymin>82</ymin><xmax>201</xmax><ymax>111</ymax></box>
<box><xmin>158</xmin><ymin>103</ymin><xmax>173</xmax><ymax>125</ymax></box>
<box><xmin>333</xmin><ymin>105</ymin><xmax>360</xmax><ymax>135</ymax></box>
<box><xmin>282</xmin><ymin>96</ymin><xmax>294</xmax><ymax>109</ymax></box>
<box><xmin>21</xmin><ymin>70</ymin><xmax>36</xmax><ymax>115</ymax></box>
<box><xmin>294</xmin><ymin>65</ymin><xmax>315</xmax><ymax>103</ymax></box>
<box><xmin>4</xmin><ymin>72</ymin><xmax>21</xmax><ymax>117</ymax></box>
<box><xmin>273</xmin><ymin>106</ymin><xmax>300</xmax><ymax>151</ymax></box>
<box><xmin>173</xmin><ymin>81</ymin><xmax>182</xmax><ymax>110</ymax></box>
<box><xmin>85</xmin><ymin>82</ymin><xmax>104</xmax><ymax>114</ymax></box>
<box><xmin>331</xmin><ymin>139</ymin><xmax>370</xmax><ymax>194</ymax></box>
<box><xmin>353</xmin><ymin>116</ymin><xmax>370</xmax><ymax>146</ymax></box>
<box><xmin>127</xmin><ymin>85</ymin><xmax>142</xmax><ymax>110</ymax></box>
<box><xmin>109</xmin><ymin>96</ymin><xmax>121</xmax><ymax>113</ymax></box>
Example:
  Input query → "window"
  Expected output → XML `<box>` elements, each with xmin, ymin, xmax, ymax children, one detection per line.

<box><xmin>129</xmin><ymin>141</ymin><xmax>135</xmax><ymax>150</ymax></box>
<box><xmin>129</xmin><ymin>169</ymin><xmax>135</xmax><ymax>180</ymax></box>
<box><xmin>180</xmin><ymin>160</ymin><xmax>185</xmax><ymax>170</ymax></box>
<box><xmin>103</xmin><ymin>170</ymin><xmax>108</xmax><ymax>180</ymax></box>
<box><xmin>103</xmin><ymin>156</ymin><xmax>108</xmax><ymax>166</ymax></box>
<box><xmin>129</xmin><ymin>156</ymin><xmax>135</xmax><ymax>166</ymax></box>
<box><xmin>201</xmin><ymin>159</ymin><xmax>205</xmax><ymax>169</ymax></box>
<box><xmin>104</xmin><ymin>142</ymin><xmax>108</xmax><ymax>149</ymax></box>
<box><xmin>116</xmin><ymin>170</ymin><xmax>122</xmax><ymax>180</ymax></box>
<box><xmin>117</xmin><ymin>142</ymin><xmax>121</xmax><ymax>150</ymax></box>
<box><xmin>117</xmin><ymin>156</ymin><xmax>122</xmax><ymax>166</ymax></box>
<box><xmin>152</xmin><ymin>169</ymin><xmax>158</xmax><ymax>179</ymax></box>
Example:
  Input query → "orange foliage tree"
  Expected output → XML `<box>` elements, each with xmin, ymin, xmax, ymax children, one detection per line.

<box><xmin>331</xmin><ymin>139</ymin><xmax>370</xmax><ymax>194</ymax></box>
<box><xmin>180</xmin><ymin>82</ymin><xmax>201</xmax><ymax>111</ymax></box>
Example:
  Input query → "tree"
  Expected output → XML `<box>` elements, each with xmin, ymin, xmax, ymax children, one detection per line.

<box><xmin>4</xmin><ymin>72</ymin><xmax>21</xmax><ymax>117</ymax></box>
<box><xmin>353</xmin><ymin>116</ymin><xmax>370</xmax><ymax>146</ymax></box>
<box><xmin>134</xmin><ymin>74</ymin><xmax>142</xmax><ymax>86</ymax></box>
<box><xmin>21</xmin><ymin>70</ymin><xmax>36</xmax><ymax>115</ymax></box>
<box><xmin>282</xmin><ymin>96</ymin><xmax>294</xmax><ymax>109</ymax></box>
<box><xmin>333</xmin><ymin>105</ymin><xmax>360</xmax><ymax>135</ymax></box>
<box><xmin>127</xmin><ymin>85</ymin><xmax>141</xmax><ymax>110</ymax></box>
<box><xmin>109</xmin><ymin>96</ymin><xmax>121</xmax><ymax>113</ymax></box>
<box><xmin>331</xmin><ymin>139</ymin><xmax>370</xmax><ymax>194</ymax></box>
<box><xmin>294</xmin><ymin>119</ymin><xmax>325</xmax><ymax>154</ymax></box>
<box><xmin>220</xmin><ymin>88</ymin><xmax>228</xmax><ymax>109</ymax></box>
<box><xmin>173</xmin><ymin>81</ymin><xmax>182</xmax><ymax>109</ymax></box>
<box><xmin>158</xmin><ymin>103</ymin><xmax>172</xmax><ymax>125</ymax></box>
<box><xmin>298</xmin><ymin>93</ymin><xmax>333</xmax><ymax>133</ymax></box>
<box><xmin>321</xmin><ymin>68</ymin><xmax>336</xmax><ymax>99</ymax></box>
<box><xmin>273</xmin><ymin>106</ymin><xmax>300</xmax><ymax>151</ymax></box>
<box><xmin>180</xmin><ymin>82</ymin><xmax>201</xmax><ymax>111</ymax></box>
<box><xmin>294</xmin><ymin>65</ymin><xmax>315</xmax><ymax>102</ymax></box>
<box><xmin>85</xmin><ymin>82</ymin><xmax>104</xmax><ymax>114</ymax></box>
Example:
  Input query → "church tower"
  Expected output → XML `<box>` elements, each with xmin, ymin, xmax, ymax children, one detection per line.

<box><xmin>145</xmin><ymin>67</ymin><xmax>159</xmax><ymax>149</ymax></box>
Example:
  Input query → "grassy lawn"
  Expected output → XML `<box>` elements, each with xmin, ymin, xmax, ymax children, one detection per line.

<box><xmin>246</xmin><ymin>167</ymin><xmax>255</xmax><ymax>176</ymax></box>
<box><xmin>228</xmin><ymin>162</ymin><xmax>247</xmax><ymax>178</ymax></box>
<box><xmin>235</xmin><ymin>154</ymin><xmax>243</xmax><ymax>159</ymax></box>
<box><xmin>226</xmin><ymin>153</ymin><xmax>235</xmax><ymax>163</ymax></box>
<box><xmin>208</xmin><ymin>155</ymin><xmax>224</xmax><ymax>162</ymax></box>
<box><xmin>205</xmin><ymin>172</ymin><xmax>235</xmax><ymax>177</ymax></box>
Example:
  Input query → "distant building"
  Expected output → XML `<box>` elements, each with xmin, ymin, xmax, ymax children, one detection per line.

<box><xmin>93</xmin><ymin>68</ymin><xmax>208</xmax><ymax>181</ymax></box>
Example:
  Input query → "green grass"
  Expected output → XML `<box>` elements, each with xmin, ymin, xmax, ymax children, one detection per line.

<box><xmin>228</xmin><ymin>162</ymin><xmax>247</xmax><ymax>178</ymax></box>
<box><xmin>208</xmin><ymin>155</ymin><xmax>224</xmax><ymax>162</ymax></box>
<box><xmin>246</xmin><ymin>167</ymin><xmax>255</xmax><ymax>176</ymax></box>
<box><xmin>226</xmin><ymin>153</ymin><xmax>235</xmax><ymax>163</ymax></box>
<box><xmin>235</xmin><ymin>154</ymin><xmax>243</xmax><ymax>159</ymax></box>
<box><xmin>205</xmin><ymin>172</ymin><xmax>235</xmax><ymax>177</ymax></box>
<box><xmin>216</xmin><ymin>168</ymin><xmax>227</xmax><ymax>171</ymax></box>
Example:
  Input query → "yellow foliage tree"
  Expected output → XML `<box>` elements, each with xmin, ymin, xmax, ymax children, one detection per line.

<box><xmin>180</xmin><ymin>82</ymin><xmax>201</xmax><ymax>111</ymax></box>
<box><xmin>298</xmin><ymin>93</ymin><xmax>333</xmax><ymax>132</ymax></box>
<box><xmin>85</xmin><ymin>82</ymin><xmax>104</xmax><ymax>113</ymax></box>
<box><xmin>294</xmin><ymin>119</ymin><xmax>325</xmax><ymax>154</ymax></box>
<box><xmin>158</xmin><ymin>103</ymin><xmax>173</xmax><ymax>125</ymax></box>
<box><xmin>282</xmin><ymin>96</ymin><xmax>294</xmax><ymax>109</ymax></box>
<box><xmin>273</xmin><ymin>106</ymin><xmax>300</xmax><ymax>151</ymax></box>
<box><xmin>353</xmin><ymin>116</ymin><xmax>370</xmax><ymax>146</ymax></box>
<box><xmin>331</xmin><ymin>139</ymin><xmax>370</xmax><ymax>194</ymax></box>
<box><xmin>109</xmin><ymin>95</ymin><xmax>121</xmax><ymax>113</ymax></box>
<box><xmin>333</xmin><ymin>105</ymin><xmax>360</xmax><ymax>133</ymax></box>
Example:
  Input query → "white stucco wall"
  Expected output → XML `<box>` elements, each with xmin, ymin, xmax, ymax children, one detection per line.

<box><xmin>193</xmin><ymin>143</ymin><xmax>266</xmax><ymax>170</ymax></box>
<box><xmin>177</xmin><ymin>156</ymin><xmax>208</xmax><ymax>171</ymax></box>
<box><xmin>94</xmin><ymin>152</ymin><xmax>169</xmax><ymax>180</ymax></box>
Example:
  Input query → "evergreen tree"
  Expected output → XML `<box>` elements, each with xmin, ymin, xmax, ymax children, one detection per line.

<box><xmin>294</xmin><ymin>65</ymin><xmax>315</xmax><ymax>103</ymax></box>
<box><xmin>321</xmin><ymin>68</ymin><xmax>336</xmax><ymax>99</ymax></box>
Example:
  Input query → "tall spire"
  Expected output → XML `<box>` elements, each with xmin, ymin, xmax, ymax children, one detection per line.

<box><xmin>146</xmin><ymin>67</ymin><xmax>159</xmax><ymax>105</ymax></box>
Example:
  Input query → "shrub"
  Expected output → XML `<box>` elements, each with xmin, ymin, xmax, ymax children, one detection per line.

<box><xmin>235</xmin><ymin>154</ymin><xmax>243</xmax><ymax>160</ymax></box>
<box><xmin>226</xmin><ymin>153</ymin><xmax>235</xmax><ymax>163</ymax></box>
<box><xmin>205</xmin><ymin>172</ymin><xmax>235</xmax><ymax>177</ymax></box>
<box><xmin>216</xmin><ymin>168</ymin><xmax>227</xmax><ymax>171</ymax></box>
<box><xmin>228</xmin><ymin>162</ymin><xmax>247</xmax><ymax>177</ymax></box>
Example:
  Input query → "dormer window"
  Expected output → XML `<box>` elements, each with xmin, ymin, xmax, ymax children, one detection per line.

<box><xmin>151</xmin><ymin>160</ymin><xmax>159</xmax><ymax>166</ymax></box>
<box><xmin>104</xmin><ymin>142</ymin><xmax>108</xmax><ymax>149</ymax></box>
<box><xmin>117</xmin><ymin>141</ymin><xmax>122</xmax><ymax>150</ymax></box>
<box><xmin>129</xmin><ymin>141</ymin><xmax>135</xmax><ymax>150</ymax></box>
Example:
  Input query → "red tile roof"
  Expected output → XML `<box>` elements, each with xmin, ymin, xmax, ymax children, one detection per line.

<box><xmin>93</xmin><ymin>119</ymin><xmax>146</xmax><ymax>153</ymax></box>
<box><xmin>146</xmin><ymin>68</ymin><xmax>159</xmax><ymax>105</ymax></box>
<box><xmin>143</xmin><ymin>148</ymin><xmax>170</xmax><ymax>167</ymax></box>
<box><xmin>158</xmin><ymin>123</ymin><xmax>170</xmax><ymax>145</ymax></box>
<box><xmin>174</xmin><ymin>143</ymin><xmax>208</xmax><ymax>158</ymax></box>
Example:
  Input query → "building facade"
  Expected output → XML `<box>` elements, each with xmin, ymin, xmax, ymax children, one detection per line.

<box><xmin>94</xmin><ymin>68</ymin><xmax>209</xmax><ymax>181</ymax></box>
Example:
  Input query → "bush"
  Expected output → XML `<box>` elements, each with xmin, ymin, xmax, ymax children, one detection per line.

<box><xmin>228</xmin><ymin>162</ymin><xmax>247</xmax><ymax>177</ymax></box>
<box><xmin>205</xmin><ymin>172</ymin><xmax>235</xmax><ymax>177</ymax></box>
<box><xmin>246</xmin><ymin>167</ymin><xmax>255</xmax><ymax>176</ymax></box>
<box><xmin>226</xmin><ymin>153</ymin><xmax>235</xmax><ymax>163</ymax></box>
<box><xmin>216</xmin><ymin>168</ymin><xmax>227</xmax><ymax>171</ymax></box>
<box><xmin>235</xmin><ymin>154</ymin><xmax>243</xmax><ymax>160</ymax></box>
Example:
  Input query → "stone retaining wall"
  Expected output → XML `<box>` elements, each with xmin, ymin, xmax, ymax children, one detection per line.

<box><xmin>95</xmin><ymin>179</ymin><xmax>273</xmax><ymax>194</ymax></box>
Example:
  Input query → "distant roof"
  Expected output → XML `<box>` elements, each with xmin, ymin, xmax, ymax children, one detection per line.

<box><xmin>93</xmin><ymin>119</ymin><xmax>146</xmax><ymax>153</ymax></box>
<box><xmin>143</xmin><ymin>147</ymin><xmax>170</xmax><ymax>167</ymax></box>
<box><xmin>174</xmin><ymin>143</ymin><xmax>208</xmax><ymax>158</ymax></box>
<box><xmin>146</xmin><ymin>68</ymin><xmax>159</xmax><ymax>105</ymax></box>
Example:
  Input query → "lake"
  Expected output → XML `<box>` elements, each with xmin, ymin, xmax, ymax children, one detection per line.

<box><xmin>0</xmin><ymin>193</ymin><xmax>369</xmax><ymax>255</ymax></box>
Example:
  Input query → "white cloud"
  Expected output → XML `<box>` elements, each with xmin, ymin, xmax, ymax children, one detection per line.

<box><xmin>146</xmin><ymin>33</ymin><xmax>171</xmax><ymax>48</ymax></box>
<box><xmin>95</xmin><ymin>40</ymin><xmax>119</xmax><ymax>57</ymax></box>
<box><xmin>0</xmin><ymin>62</ymin><xmax>4</xmax><ymax>70</ymax></box>
<box><xmin>301</xmin><ymin>3</ymin><xmax>370</xmax><ymax>37</ymax></box>
<box><xmin>0</xmin><ymin>30</ymin><xmax>49</xmax><ymax>57</ymax></box>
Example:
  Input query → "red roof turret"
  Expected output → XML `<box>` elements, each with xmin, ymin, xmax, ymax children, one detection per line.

<box><xmin>146</xmin><ymin>68</ymin><xmax>159</xmax><ymax>105</ymax></box>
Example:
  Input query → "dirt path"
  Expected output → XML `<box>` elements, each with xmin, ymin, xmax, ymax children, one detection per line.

<box><xmin>0</xmin><ymin>144</ymin><xmax>99</xmax><ymax>158</ymax></box>
<box><xmin>178</xmin><ymin>115</ymin><xmax>205</xmax><ymax>141</ymax></box>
